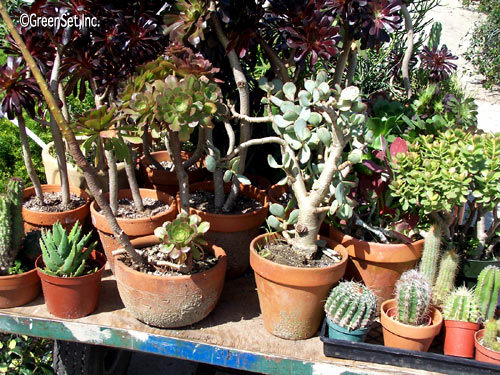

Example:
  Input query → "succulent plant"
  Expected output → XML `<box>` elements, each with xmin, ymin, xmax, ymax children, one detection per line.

<box><xmin>475</xmin><ymin>265</ymin><xmax>500</xmax><ymax>320</ymax></box>
<box><xmin>433</xmin><ymin>249</ymin><xmax>460</xmax><ymax>307</ymax></box>
<box><xmin>418</xmin><ymin>223</ymin><xmax>442</xmax><ymax>285</ymax></box>
<box><xmin>482</xmin><ymin>319</ymin><xmax>500</xmax><ymax>352</ymax></box>
<box><xmin>419</xmin><ymin>45</ymin><xmax>458</xmax><ymax>82</ymax></box>
<box><xmin>39</xmin><ymin>222</ymin><xmax>97</xmax><ymax>277</ymax></box>
<box><xmin>394</xmin><ymin>270</ymin><xmax>432</xmax><ymax>326</ymax></box>
<box><xmin>154</xmin><ymin>213</ymin><xmax>210</xmax><ymax>270</ymax></box>
<box><xmin>324</xmin><ymin>281</ymin><xmax>377</xmax><ymax>331</ymax></box>
<box><xmin>443</xmin><ymin>286</ymin><xmax>480</xmax><ymax>323</ymax></box>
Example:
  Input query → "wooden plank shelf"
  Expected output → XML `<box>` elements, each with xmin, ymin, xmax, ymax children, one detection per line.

<box><xmin>0</xmin><ymin>268</ymin><xmax>442</xmax><ymax>375</ymax></box>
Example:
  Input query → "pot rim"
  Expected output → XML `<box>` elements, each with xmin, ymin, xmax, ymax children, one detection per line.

<box><xmin>22</xmin><ymin>185</ymin><xmax>91</xmax><ymax>216</ymax></box>
<box><xmin>444</xmin><ymin>319</ymin><xmax>480</xmax><ymax>328</ymax></box>
<box><xmin>0</xmin><ymin>266</ymin><xmax>38</xmax><ymax>280</ymax></box>
<box><xmin>474</xmin><ymin>329</ymin><xmax>500</xmax><ymax>358</ymax></box>
<box><xmin>35</xmin><ymin>251</ymin><xmax>106</xmax><ymax>282</ymax></box>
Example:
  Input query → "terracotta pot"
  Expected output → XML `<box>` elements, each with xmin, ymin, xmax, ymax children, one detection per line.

<box><xmin>330</xmin><ymin>227</ymin><xmax>423</xmax><ymax>308</ymax></box>
<box><xmin>22</xmin><ymin>185</ymin><xmax>91</xmax><ymax>234</ymax></box>
<box><xmin>0</xmin><ymin>268</ymin><xmax>41</xmax><ymax>308</ymax></box>
<box><xmin>443</xmin><ymin>320</ymin><xmax>479</xmax><ymax>358</ymax></box>
<box><xmin>475</xmin><ymin>329</ymin><xmax>500</xmax><ymax>365</ymax></box>
<box><xmin>246</xmin><ymin>174</ymin><xmax>272</xmax><ymax>193</ymax></box>
<box><xmin>138</xmin><ymin>151</ymin><xmax>207</xmax><ymax>196</ymax></box>
<box><xmin>114</xmin><ymin>235</ymin><xmax>227</xmax><ymax>328</ymax></box>
<box><xmin>267</xmin><ymin>183</ymin><xmax>294</xmax><ymax>215</ymax></box>
<box><xmin>36</xmin><ymin>250</ymin><xmax>106</xmax><ymax>319</ymax></box>
<box><xmin>90</xmin><ymin>188</ymin><xmax>177</xmax><ymax>271</ymax></box>
<box><xmin>380</xmin><ymin>299</ymin><xmax>442</xmax><ymax>352</ymax></box>
<box><xmin>186</xmin><ymin>181</ymin><xmax>269</xmax><ymax>279</ymax></box>
<box><xmin>250</xmin><ymin>233</ymin><xmax>348</xmax><ymax>340</ymax></box>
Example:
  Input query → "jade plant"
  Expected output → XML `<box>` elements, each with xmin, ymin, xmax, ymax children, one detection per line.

<box><xmin>443</xmin><ymin>286</ymin><xmax>480</xmax><ymax>323</ymax></box>
<box><xmin>482</xmin><ymin>319</ymin><xmax>500</xmax><ymax>352</ymax></box>
<box><xmin>324</xmin><ymin>281</ymin><xmax>377</xmax><ymax>331</ymax></box>
<box><xmin>475</xmin><ymin>265</ymin><xmax>500</xmax><ymax>320</ymax></box>
<box><xmin>394</xmin><ymin>269</ymin><xmax>432</xmax><ymax>326</ymax></box>
<box><xmin>153</xmin><ymin>213</ymin><xmax>210</xmax><ymax>273</ymax></box>
<box><xmin>39</xmin><ymin>221</ymin><xmax>97</xmax><ymax>277</ymax></box>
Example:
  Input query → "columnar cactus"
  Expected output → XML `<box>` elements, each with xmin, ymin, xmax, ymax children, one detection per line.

<box><xmin>475</xmin><ymin>265</ymin><xmax>500</xmax><ymax>320</ymax></box>
<box><xmin>395</xmin><ymin>270</ymin><xmax>432</xmax><ymax>326</ymax></box>
<box><xmin>6</xmin><ymin>178</ymin><xmax>24</xmax><ymax>256</ymax></box>
<box><xmin>443</xmin><ymin>286</ymin><xmax>480</xmax><ymax>322</ymax></box>
<box><xmin>483</xmin><ymin>319</ymin><xmax>500</xmax><ymax>352</ymax></box>
<box><xmin>419</xmin><ymin>223</ymin><xmax>442</xmax><ymax>285</ymax></box>
<box><xmin>40</xmin><ymin>221</ymin><xmax>96</xmax><ymax>277</ymax></box>
<box><xmin>433</xmin><ymin>249</ymin><xmax>460</xmax><ymax>307</ymax></box>
<box><xmin>324</xmin><ymin>281</ymin><xmax>377</xmax><ymax>331</ymax></box>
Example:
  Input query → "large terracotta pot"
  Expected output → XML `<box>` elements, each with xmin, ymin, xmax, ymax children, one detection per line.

<box><xmin>185</xmin><ymin>181</ymin><xmax>269</xmax><ymax>279</ymax></box>
<box><xmin>90</xmin><ymin>188</ymin><xmax>177</xmax><ymax>271</ymax></box>
<box><xmin>443</xmin><ymin>320</ymin><xmax>480</xmax><ymax>358</ymax></box>
<box><xmin>22</xmin><ymin>185</ymin><xmax>91</xmax><ymax>234</ymax></box>
<box><xmin>380</xmin><ymin>299</ymin><xmax>442</xmax><ymax>352</ymax></box>
<box><xmin>330</xmin><ymin>227</ymin><xmax>423</xmax><ymax>308</ymax></box>
<box><xmin>475</xmin><ymin>329</ymin><xmax>500</xmax><ymax>365</ymax></box>
<box><xmin>138</xmin><ymin>151</ymin><xmax>207</xmax><ymax>196</ymax></box>
<box><xmin>36</xmin><ymin>250</ymin><xmax>106</xmax><ymax>319</ymax></box>
<box><xmin>250</xmin><ymin>233</ymin><xmax>348</xmax><ymax>340</ymax></box>
<box><xmin>114</xmin><ymin>235</ymin><xmax>227</xmax><ymax>328</ymax></box>
<box><xmin>0</xmin><ymin>268</ymin><xmax>41</xmax><ymax>308</ymax></box>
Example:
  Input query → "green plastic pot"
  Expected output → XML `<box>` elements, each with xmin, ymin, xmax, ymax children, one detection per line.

<box><xmin>326</xmin><ymin>317</ymin><xmax>371</xmax><ymax>343</ymax></box>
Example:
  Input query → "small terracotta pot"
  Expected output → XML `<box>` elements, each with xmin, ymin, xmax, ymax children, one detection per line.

<box><xmin>443</xmin><ymin>320</ymin><xmax>479</xmax><ymax>358</ymax></box>
<box><xmin>90</xmin><ymin>188</ymin><xmax>177</xmax><ymax>270</ymax></box>
<box><xmin>330</xmin><ymin>227</ymin><xmax>423</xmax><ymax>309</ymax></box>
<box><xmin>380</xmin><ymin>299</ymin><xmax>442</xmax><ymax>352</ymax></box>
<box><xmin>475</xmin><ymin>329</ymin><xmax>500</xmax><ymax>365</ymax></box>
<box><xmin>250</xmin><ymin>233</ymin><xmax>348</xmax><ymax>340</ymax></box>
<box><xmin>114</xmin><ymin>235</ymin><xmax>227</xmax><ymax>328</ymax></box>
<box><xmin>22</xmin><ymin>185</ymin><xmax>91</xmax><ymax>234</ymax></box>
<box><xmin>138</xmin><ymin>151</ymin><xmax>207</xmax><ymax>196</ymax></box>
<box><xmin>0</xmin><ymin>268</ymin><xmax>41</xmax><ymax>308</ymax></box>
<box><xmin>186</xmin><ymin>181</ymin><xmax>269</xmax><ymax>279</ymax></box>
<box><xmin>36</xmin><ymin>251</ymin><xmax>106</xmax><ymax>319</ymax></box>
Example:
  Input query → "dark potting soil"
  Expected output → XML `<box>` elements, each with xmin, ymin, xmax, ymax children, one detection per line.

<box><xmin>189</xmin><ymin>190</ymin><xmax>262</xmax><ymax>215</ymax></box>
<box><xmin>98</xmin><ymin>197</ymin><xmax>170</xmax><ymax>219</ymax></box>
<box><xmin>23</xmin><ymin>192</ymin><xmax>86</xmax><ymax>212</ymax></box>
<box><xmin>119</xmin><ymin>244</ymin><xmax>218</xmax><ymax>276</ymax></box>
<box><xmin>148</xmin><ymin>160</ymin><xmax>199</xmax><ymax>172</ymax></box>
<box><xmin>275</xmin><ymin>191</ymin><xmax>295</xmax><ymax>207</ymax></box>
<box><xmin>259</xmin><ymin>237</ymin><xmax>342</xmax><ymax>268</ymax></box>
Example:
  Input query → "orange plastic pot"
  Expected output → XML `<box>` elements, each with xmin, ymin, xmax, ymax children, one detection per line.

<box><xmin>380</xmin><ymin>299</ymin><xmax>442</xmax><ymax>352</ymax></box>
<box><xmin>22</xmin><ymin>185</ymin><xmax>91</xmax><ymax>234</ymax></box>
<box><xmin>475</xmin><ymin>329</ymin><xmax>500</xmax><ymax>365</ymax></box>
<box><xmin>185</xmin><ymin>181</ymin><xmax>269</xmax><ymax>279</ymax></box>
<box><xmin>138</xmin><ymin>151</ymin><xmax>207</xmax><ymax>196</ymax></box>
<box><xmin>330</xmin><ymin>227</ymin><xmax>423</xmax><ymax>308</ymax></box>
<box><xmin>250</xmin><ymin>233</ymin><xmax>348</xmax><ymax>340</ymax></box>
<box><xmin>0</xmin><ymin>268</ymin><xmax>41</xmax><ymax>308</ymax></box>
<box><xmin>90</xmin><ymin>188</ymin><xmax>177</xmax><ymax>270</ymax></box>
<box><xmin>443</xmin><ymin>320</ymin><xmax>479</xmax><ymax>358</ymax></box>
<box><xmin>36</xmin><ymin>250</ymin><xmax>106</xmax><ymax>319</ymax></box>
<box><xmin>114</xmin><ymin>235</ymin><xmax>227</xmax><ymax>328</ymax></box>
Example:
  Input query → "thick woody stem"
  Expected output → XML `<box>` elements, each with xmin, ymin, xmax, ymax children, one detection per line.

<box><xmin>123</xmin><ymin>143</ymin><xmax>144</xmax><ymax>211</ymax></box>
<box><xmin>206</xmin><ymin>129</ymin><xmax>225</xmax><ymax>210</ymax></box>
<box><xmin>167</xmin><ymin>130</ymin><xmax>189</xmax><ymax>214</ymax></box>
<box><xmin>142</xmin><ymin>125</ymin><xmax>164</xmax><ymax>171</ymax></box>
<box><xmin>224</xmin><ymin>121</ymin><xmax>235</xmax><ymax>155</ymax></box>
<box><xmin>105</xmin><ymin>148</ymin><xmax>118</xmax><ymax>215</ymax></box>
<box><xmin>476</xmin><ymin>208</ymin><xmax>488</xmax><ymax>260</ymax></box>
<box><xmin>401</xmin><ymin>4</ymin><xmax>414</xmax><ymax>99</ymax></box>
<box><xmin>346</xmin><ymin>47</ymin><xmax>358</xmax><ymax>87</ymax></box>
<box><xmin>333</xmin><ymin>23</ymin><xmax>352</xmax><ymax>86</ymax></box>
<box><xmin>183</xmin><ymin>126</ymin><xmax>206</xmax><ymax>170</ymax></box>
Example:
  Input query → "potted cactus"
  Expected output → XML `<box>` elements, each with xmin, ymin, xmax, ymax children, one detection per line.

<box><xmin>475</xmin><ymin>318</ymin><xmax>500</xmax><ymax>365</ymax></box>
<box><xmin>475</xmin><ymin>265</ymin><xmax>500</xmax><ymax>320</ymax></box>
<box><xmin>442</xmin><ymin>286</ymin><xmax>481</xmax><ymax>358</ymax></box>
<box><xmin>36</xmin><ymin>221</ymin><xmax>105</xmax><ymax>319</ymax></box>
<box><xmin>380</xmin><ymin>270</ymin><xmax>443</xmax><ymax>352</ymax></box>
<box><xmin>324</xmin><ymin>281</ymin><xmax>376</xmax><ymax>342</ymax></box>
<box><xmin>113</xmin><ymin>213</ymin><xmax>226</xmax><ymax>328</ymax></box>
<box><xmin>0</xmin><ymin>178</ymin><xmax>42</xmax><ymax>308</ymax></box>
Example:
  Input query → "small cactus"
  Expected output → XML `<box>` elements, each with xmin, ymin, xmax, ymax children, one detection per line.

<box><xmin>6</xmin><ymin>178</ymin><xmax>24</xmax><ymax>255</ymax></box>
<box><xmin>324</xmin><ymin>281</ymin><xmax>377</xmax><ymax>331</ymax></box>
<box><xmin>483</xmin><ymin>319</ymin><xmax>499</xmax><ymax>350</ymax></box>
<box><xmin>443</xmin><ymin>286</ymin><xmax>480</xmax><ymax>322</ymax></box>
<box><xmin>433</xmin><ymin>249</ymin><xmax>460</xmax><ymax>307</ymax></box>
<box><xmin>475</xmin><ymin>265</ymin><xmax>500</xmax><ymax>320</ymax></box>
<box><xmin>395</xmin><ymin>270</ymin><xmax>432</xmax><ymax>326</ymax></box>
<box><xmin>419</xmin><ymin>223</ymin><xmax>442</xmax><ymax>285</ymax></box>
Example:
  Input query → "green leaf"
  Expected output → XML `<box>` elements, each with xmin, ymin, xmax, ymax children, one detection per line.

<box><xmin>308</xmin><ymin>112</ymin><xmax>322</xmax><ymax>126</ymax></box>
<box><xmin>304</xmin><ymin>80</ymin><xmax>316</xmax><ymax>93</ymax></box>
<box><xmin>274</xmin><ymin>115</ymin><xmax>293</xmax><ymax>129</ymax></box>
<box><xmin>236</xmin><ymin>174</ymin><xmax>251</xmax><ymax>185</ymax></box>
<box><xmin>283</xmin><ymin>82</ymin><xmax>297</xmax><ymax>101</ymax></box>
<box><xmin>267</xmin><ymin>154</ymin><xmax>282</xmax><ymax>169</ymax></box>
<box><xmin>348</xmin><ymin>149</ymin><xmax>363</xmax><ymax>164</ymax></box>
<box><xmin>317</xmin><ymin>128</ymin><xmax>331</xmax><ymax>146</ymax></box>
<box><xmin>286</xmin><ymin>209</ymin><xmax>299</xmax><ymax>225</ymax></box>
<box><xmin>206</xmin><ymin>155</ymin><xmax>217</xmax><ymax>172</ymax></box>
<box><xmin>223</xmin><ymin>169</ymin><xmax>233</xmax><ymax>183</ymax></box>
<box><xmin>299</xmin><ymin>144</ymin><xmax>311</xmax><ymax>164</ymax></box>
<box><xmin>266</xmin><ymin>215</ymin><xmax>282</xmax><ymax>230</ymax></box>
<box><xmin>294</xmin><ymin>118</ymin><xmax>308</xmax><ymax>140</ymax></box>
<box><xmin>270</xmin><ymin>203</ymin><xmax>285</xmax><ymax>218</ymax></box>
<box><xmin>283</xmin><ymin>110</ymin><xmax>299</xmax><ymax>121</ymax></box>
<box><xmin>198</xmin><ymin>221</ymin><xmax>210</xmax><ymax>234</ymax></box>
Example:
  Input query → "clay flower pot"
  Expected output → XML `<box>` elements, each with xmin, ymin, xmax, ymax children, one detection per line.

<box><xmin>114</xmin><ymin>235</ymin><xmax>227</xmax><ymax>328</ymax></box>
<box><xmin>36</xmin><ymin>250</ymin><xmax>106</xmax><ymax>319</ymax></box>
<box><xmin>185</xmin><ymin>181</ymin><xmax>269</xmax><ymax>279</ymax></box>
<box><xmin>380</xmin><ymin>299</ymin><xmax>442</xmax><ymax>352</ymax></box>
<box><xmin>0</xmin><ymin>268</ymin><xmax>41</xmax><ymax>308</ymax></box>
<box><xmin>90</xmin><ymin>188</ymin><xmax>177</xmax><ymax>270</ymax></box>
<box><xmin>138</xmin><ymin>151</ymin><xmax>207</xmax><ymax>196</ymax></box>
<box><xmin>250</xmin><ymin>233</ymin><xmax>348</xmax><ymax>340</ymax></box>
<box><xmin>443</xmin><ymin>320</ymin><xmax>480</xmax><ymax>358</ymax></box>
<box><xmin>475</xmin><ymin>329</ymin><xmax>500</xmax><ymax>365</ymax></box>
<box><xmin>330</xmin><ymin>227</ymin><xmax>423</xmax><ymax>309</ymax></box>
<box><xmin>22</xmin><ymin>185</ymin><xmax>91</xmax><ymax>234</ymax></box>
<box><xmin>246</xmin><ymin>174</ymin><xmax>272</xmax><ymax>193</ymax></box>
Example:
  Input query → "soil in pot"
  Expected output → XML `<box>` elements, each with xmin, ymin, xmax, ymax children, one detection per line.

<box><xmin>443</xmin><ymin>320</ymin><xmax>480</xmax><ymax>358</ymax></box>
<box><xmin>94</xmin><ymin>197</ymin><xmax>171</xmax><ymax>219</ymax></box>
<box><xmin>189</xmin><ymin>190</ymin><xmax>262</xmax><ymax>215</ymax></box>
<box><xmin>114</xmin><ymin>235</ymin><xmax>226</xmax><ymax>328</ymax></box>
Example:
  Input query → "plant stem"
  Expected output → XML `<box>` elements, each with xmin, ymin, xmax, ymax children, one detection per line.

<box><xmin>206</xmin><ymin>129</ymin><xmax>225</xmax><ymax>209</ymax></box>
<box><xmin>167</xmin><ymin>130</ymin><xmax>189</xmax><ymax>214</ymax></box>
<box><xmin>346</xmin><ymin>48</ymin><xmax>358</xmax><ymax>87</ymax></box>
<box><xmin>142</xmin><ymin>125</ymin><xmax>164</xmax><ymax>170</ymax></box>
<box><xmin>123</xmin><ymin>144</ymin><xmax>144</xmax><ymax>211</ymax></box>
<box><xmin>333</xmin><ymin>23</ymin><xmax>352</xmax><ymax>87</ymax></box>
<box><xmin>105</xmin><ymin>148</ymin><xmax>118</xmax><ymax>215</ymax></box>
<box><xmin>401</xmin><ymin>3</ymin><xmax>414</xmax><ymax>99</ymax></box>
<box><xmin>183</xmin><ymin>126</ymin><xmax>206</xmax><ymax>170</ymax></box>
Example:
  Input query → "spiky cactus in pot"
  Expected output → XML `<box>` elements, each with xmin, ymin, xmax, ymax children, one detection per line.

<box><xmin>325</xmin><ymin>281</ymin><xmax>377</xmax><ymax>331</ymax></box>
<box><xmin>443</xmin><ymin>286</ymin><xmax>480</xmax><ymax>323</ymax></box>
<box><xmin>482</xmin><ymin>319</ymin><xmax>500</xmax><ymax>352</ymax></box>
<box><xmin>475</xmin><ymin>265</ymin><xmax>500</xmax><ymax>320</ymax></box>
<box><xmin>394</xmin><ymin>270</ymin><xmax>432</xmax><ymax>326</ymax></box>
<box><xmin>433</xmin><ymin>249</ymin><xmax>460</xmax><ymax>307</ymax></box>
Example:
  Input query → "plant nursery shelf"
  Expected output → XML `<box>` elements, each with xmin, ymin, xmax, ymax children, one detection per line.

<box><xmin>0</xmin><ymin>270</ymin><xmax>446</xmax><ymax>375</ymax></box>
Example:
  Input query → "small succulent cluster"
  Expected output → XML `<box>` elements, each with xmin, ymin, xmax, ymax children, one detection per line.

<box><xmin>39</xmin><ymin>222</ymin><xmax>97</xmax><ymax>277</ymax></box>
<box><xmin>0</xmin><ymin>178</ymin><xmax>24</xmax><ymax>275</ymax></box>
<box><xmin>154</xmin><ymin>213</ymin><xmax>210</xmax><ymax>268</ymax></box>
<box><xmin>482</xmin><ymin>319</ymin><xmax>500</xmax><ymax>352</ymax></box>
<box><xmin>394</xmin><ymin>270</ymin><xmax>432</xmax><ymax>326</ymax></box>
<box><xmin>419</xmin><ymin>45</ymin><xmax>458</xmax><ymax>82</ymax></box>
<box><xmin>475</xmin><ymin>265</ymin><xmax>500</xmax><ymax>320</ymax></box>
<box><xmin>325</xmin><ymin>281</ymin><xmax>377</xmax><ymax>331</ymax></box>
<box><xmin>443</xmin><ymin>286</ymin><xmax>480</xmax><ymax>323</ymax></box>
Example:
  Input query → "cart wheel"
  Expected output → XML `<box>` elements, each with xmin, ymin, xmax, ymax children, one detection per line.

<box><xmin>53</xmin><ymin>340</ymin><xmax>131</xmax><ymax>375</ymax></box>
